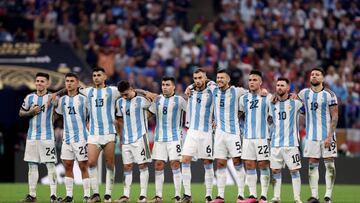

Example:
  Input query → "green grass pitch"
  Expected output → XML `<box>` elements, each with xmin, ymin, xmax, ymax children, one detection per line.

<box><xmin>0</xmin><ymin>183</ymin><xmax>359</xmax><ymax>202</ymax></box>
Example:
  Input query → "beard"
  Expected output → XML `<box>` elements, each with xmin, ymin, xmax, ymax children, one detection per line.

<box><xmin>311</xmin><ymin>80</ymin><xmax>321</xmax><ymax>86</ymax></box>
<box><xmin>277</xmin><ymin>92</ymin><xmax>285</xmax><ymax>97</ymax></box>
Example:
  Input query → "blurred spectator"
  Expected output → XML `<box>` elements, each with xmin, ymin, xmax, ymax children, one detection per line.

<box><xmin>57</xmin><ymin>13</ymin><xmax>76</xmax><ymax>45</ymax></box>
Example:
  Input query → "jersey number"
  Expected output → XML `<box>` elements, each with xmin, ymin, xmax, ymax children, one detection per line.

<box><xmin>79</xmin><ymin>144</ymin><xmax>88</xmax><ymax>155</ymax></box>
<box><xmin>310</xmin><ymin>102</ymin><xmax>318</xmax><ymax>111</ymax></box>
<box><xmin>95</xmin><ymin>99</ymin><xmax>104</xmax><ymax>107</ymax></box>
<box><xmin>163</xmin><ymin>106</ymin><xmax>168</xmax><ymax>115</ymax></box>
<box><xmin>235</xmin><ymin>141</ymin><xmax>241</xmax><ymax>153</ymax></box>
<box><xmin>176</xmin><ymin>144</ymin><xmax>181</xmax><ymax>153</ymax></box>
<box><xmin>206</xmin><ymin>145</ymin><xmax>212</xmax><ymax>154</ymax></box>
<box><xmin>278</xmin><ymin>112</ymin><xmax>287</xmax><ymax>120</ymax></box>
<box><xmin>291</xmin><ymin>154</ymin><xmax>301</xmax><ymax>164</ymax></box>
<box><xmin>257</xmin><ymin>145</ymin><xmax>269</xmax><ymax>154</ymax></box>
<box><xmin>45</xmin><ymin>147</ymin><xmax>56</xmax><ymax>156</ymax></box>
<box><xmin>250</xmin><ymin>100</ymin><xmax>259</xmax><ymax>109</ymax></box>
<box><xmin>220</xmin><ymin>98</ymin><xmax>225</xmax><ymax>107</ymax></box>
<box><xmin>67</xmin><ymin>106</ymin><xmax>77</xmax><ymax>115</ymax></box>
<box><xmin>196</xmin><ymin>98</ymin><xmax>201</xmax><ymax>103</ymax></box>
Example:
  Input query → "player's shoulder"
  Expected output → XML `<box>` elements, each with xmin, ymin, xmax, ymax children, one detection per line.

<box><xmin>323</xmin><ymin>88</ymin><xmax>336</xmax><ymax>97</ymax></box>
<box><xmin>24</xmin><ymin>91</ymin><xmax>37</xmax><ymax>99</ymax></box>
<box><xmin>299</xmin><ymin>87</ymin><xmax>310</xmax><ymax>94</ymax></box>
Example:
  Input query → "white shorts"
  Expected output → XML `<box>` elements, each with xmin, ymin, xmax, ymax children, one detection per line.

<box><xmin>61</xmin><ymin>141</ymin><xmax>88</xmax><ymax>162</ymax></box>
<box><xmin>303</xmin><ymin>138</ymin><xmax>337</xmax><ymax>158</ymax></box>
<box><xmin>24</xmin><ymin>140</ymin><xmax>57</xmax><ymax>163</ymax></box>
<box><xmin>88</xmin><ymin>134</ymin><xmax>116</xmax><ymax>148</ymax></box>
<box><xmin>122</xmin><ymin>134</ymin><xmax>152</xmax><ymax>165</ymax></box>
<box><xmin>213</xmin><ymin>130</ymin><xmax>242</xmax><ymax>159</ymax></box>
<box><xmin>182</xmin><ymin>129</ymin><xmax>213</xmax><ymax>160</ymax></box>
<box><xmin>242</xmin><ymin>139</ymin><xmax>270</xmax><ymax>161</ymax></box>
<box><xmin>270</xmin><ymin>147</ymin><xmax>302</xmax><ymax>170</ymax></box>
<box><xmin>152</xmin><ymin>140</ymin><xmax>182</xmax><ymax>161</ymax></box>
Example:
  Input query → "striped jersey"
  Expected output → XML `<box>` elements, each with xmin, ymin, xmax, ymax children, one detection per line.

<box><xmin>239</xmin><ymin>93</ymin><xmax>271</xmax><ymax>139</ymax></box>
<box><xmin>21</xmin><ymin>92</ymin><xmax>55</xmax><ymax>140</ymax></box>
<box><xmin>115</xmin><ymin>95</ymin><xmax>151</xmax><ymax>144</ymax></box>
<box><xmin>186</xmin><ymin>83</ymin><xmax>214</xmax><ymax>133</ymax></box>
<box><xmin>80</xmin><ymin>87</ymin><xmax>119</xmax><ymax>136</ymax></box>
<box><xmin>298</xmin><ymin>88</ymin><xmax>338</xmax><ymax>141</ymax></box>
<box><xmin>269</xmin><ymin>99</ymin><xmax>303</xmax><ymax>147</ymax></box>
<box><xmin>149</xmin><ymin>95</ymin><xmax>187</xmax><ymax>142</ymax></box>
<box><xmin>213</xmin><ymin>86</ymin><xmax>247</xmax><ymax>135</ymax></box>
<box><xmin>55</xmin><ymin>94</ymin><xmax>89</xmax><ymax>144</ymax></box>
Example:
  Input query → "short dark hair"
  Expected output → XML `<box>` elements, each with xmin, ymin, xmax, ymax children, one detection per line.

<box><xmin>217</xmin><ymin>69</ymin><xmax>230</xmax><ymax>76</ymax></box>
<box><xmin>117</xmin><ymin>80</ymin><xmax>131</xmax><ymax>92</ymax></box>
<box><xmin>35</xmin><ymin>72</ymin><xmax>50</xmax><ymax>80</ymax></box>
<box><xmin>193</xmin><ymin>68</ymin><xmax>206</xmax><ymax>74</ymax></box>
<box><xmin>93</xmin><ymin>67</ymin><xmax>106</xmax><ymax>73</ymax></box>
<box><xmin>277</xmin><ymin>77</ymin><xmax>289</xmax><ymax>84</ymax></box>
<box><xmin>65</xmin><ymin>72</ymin><xmax>79</xmax><ymax>80</ymax></box>
<box><xmin>250</xmin><ymin>70</ymin><xmax>263</xmax><ymax>79</ymax></box>
<box><xmin>162</xmin><ymin>76</ymin><xmax>175</xmax><ymax>85</ymax></box>
<box><xmin>311</xmin><ymin>67</ymin><xmax>325</xmax><ymax>76</ymax></box>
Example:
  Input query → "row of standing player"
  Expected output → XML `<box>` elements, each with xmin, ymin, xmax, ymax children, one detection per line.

<box><xmin>19</xmin><ymin>67</ymin><xmax>338</xmax><ymax>203</ymax></box>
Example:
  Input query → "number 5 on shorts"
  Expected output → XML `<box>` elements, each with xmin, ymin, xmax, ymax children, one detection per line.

<box><xmin>235</xmin><ymin>141</ymin><xmax>241</xmax><ymax>153</ymax></box>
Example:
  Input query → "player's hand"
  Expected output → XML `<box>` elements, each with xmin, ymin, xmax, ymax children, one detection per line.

<box><xmin>47</xmin><ymin>93</ymin><xmax>57</xmax><ymax>107</ymax></box>
<box><xmin>212</xmin><ymin>121</ymin><xmax>216</xmax><ymax>129</ymax></box>
<box><xmin>271</xmin><ymin>95</ymin><xmax>279</xmax><ymax>104</ymax></box>
<box><xmin>324</xmin><ymin>136</ymin><xmax>332</xmax><ymax>148</ymax></box>
<box><xmin>289</xmin><ymin>93</ymin><xmax>298</xmax><ymax>100</ymax></box>
<box><xmin>145</xmin><ymin>92</ymin><xmax>157</xmax><ymax>102</ymax></box>
<box><xmin>30</xmin><ymin>105</ymin><xmax>41</xmax><ymax>116</ymax></box>
<box><xmin>185</xmin><ymin>87</ymin><xmax>192</xmax><ymax>97</ymax></box>
<box><xmin>260</xmin><ymin>88</ymin><xmax>268</xmax><ymax>96</ymax></box>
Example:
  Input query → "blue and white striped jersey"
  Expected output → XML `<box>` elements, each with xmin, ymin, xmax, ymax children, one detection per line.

<box><xmin>269</xmin><ymin>99</ymin><xmax>303</xmax><ymax>147</ymax></box>
<box><xmin>80</xmin><ymin>87</ymin><xmax>120</xmax><ymax>136</ymax></box>
<box><xmin>186</xmin><ymin>85</ymin><xmax>214</xmax><ymax>133</ymax></box>
<box><xmin>213</xmin><ymin>86</ymin><xmax>247</xmax><ymax>135</ymax></box>
<box><xmin>115</xmin><ymin>96</ymin><xmax>151</xmax><ymax>144</ymax></box>
<box><xmin>21</xmin><ymin>92</ymin><xmax>55</xmax><ymax>140</ymax></box>
<box><xmin>149</xmin><ymin>95</ymin><xmax>187</xmax><ymax>142</ymax></box>
<box><xmin>239</xmin><ymin>93</ymin><xmax>271</xmax><ymax>139</ymax></box>
<box><xmin>298</xmin><ymin>88</ymin><xmax>338</xmax><ymax>141</ymax></box>
<box><xmin>56</xmin><ymin>94</ymin><xmax>89</xmax><ymax>144</ymax></box>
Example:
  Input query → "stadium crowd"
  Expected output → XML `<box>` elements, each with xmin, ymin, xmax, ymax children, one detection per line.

<box><xmin>1</xmin><ymin>0</ymin><xmax>360</xmax><ymax>129</ymax></box>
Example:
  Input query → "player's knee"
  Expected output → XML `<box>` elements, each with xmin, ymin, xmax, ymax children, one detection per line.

<box><xmin>216</xmin><ymin>160</ymin><xmax>227</xmax><ymax>168</ymax></box>
<box><xmin>182</xmin><ymin>155</ymin><xmax>191</xmax><ymax>164</ymax></box>
<box><xmin>78</xmin><ymin>162</ymin><xmax>88</xmax><ymax>172</ymax></box>
<box><xmin>245</xmin><ymin>160</ymin><xmax>256</xmax><ymax>169</ymax></box>
<box><xmin>123</xmin><ymin>164</ymin><xmax>133</xmax><ymax>171</ymax></box>
<box><xmin>170</xmin><ymin>160</ymin><xmax>180</xmax><ymax>170</ymax></box>
<box><xmin>203</xmin><ymin>159</ymin><xmax>213</xmax><ymax>165</ymax></box>
<box><xmin>272</xmin><ymin>169</ymin><xmax>281</xmax><ymax>174</ymax></box>
<box><xmin>139</xmin><ymin>163</ymin><xmax>148</xmax><ymax>170</ymax></box>
<box><xmin>309</xmin><ymin>158</ymin><xmax>320</xmax><ymax>164</ymax></box>
<box><xmin>258</xmin><ymin>160</ymin><xmax>269</xmax><ymax>169</ymax></box>
<box><xmin>154</xmin><ymin>160</ymin><xmax>165</xmax><ymax>170</ymax></box>
<box><xmin>232</xmin><ymin>157</ymin><xmax>242</xmax><ymax>166</ymax></box>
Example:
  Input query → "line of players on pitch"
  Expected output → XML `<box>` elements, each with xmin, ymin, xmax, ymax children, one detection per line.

<box><xmin>19</xmin><ymin>67</ymin><xmax>338</xmax><ymax>203</ymax></box>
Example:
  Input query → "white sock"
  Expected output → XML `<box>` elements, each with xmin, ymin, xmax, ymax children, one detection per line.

<box><xmin>89</xmin><ymin>166</ymin><xmax>99</xmax><ymax>194</ymax></box>
<box><xmin>324</xmin><ymin>160</ymin><xmax>336</xmax><ymax>198</ymax></box>
<box><xmin>216</xmin><ymin>168</ymin><xmax>226</xmax><ymax>198</ymax></box>
<box><xmin>260</xmin><ymin>168</ymin><xmax>270</xmax><ymax>198</ymax></box>
<box><xmin>28</xmin><ymin>163</ymin><xmax>39</xmax><ymax>197</ymax></box>
<box><xmin>64</xmin><ymin>177</ymin><xmax>74</xmax><ymax>197</ymax></box>
<box><xmin>140</xmin><ymin>167</ymin><xmax>149</xmax><ymax>197</ymax></box>
<box><xmin>173</xmin><ymin>168</ymin><xmax>182</xmax><ymax>197</ymax></box>
<box><xmin>182</xmin><ymin>163</ymin><xmax>191</xmax><ymax>196</ymax></box>
<box><xmin>123</xmin><ymin>171</ymin><xmax>132</xmax><ymax>197</ymax></box>
<box><xmin>308</xmin><ymin>162</ymin><xmax>319</xmax><ymax>198</ymax></box>
<box><xmin>234</xmin><ymin>164</ymin><xmax>245</xmax><ymax>197</ymax></box>
<box><xmin>46</xmin><ymin>163</ymin><xmax>57</xmax><ymax>196</ymax></box>
<box><xmin>204</xmin><ymin>164</ymin><xmax>214</xmax><ymax>197</ymax></box>
<box><xmin>291</xmin><ymin>171</ymin><xmax>301</xmax><ymax>201</ymax></box>
<box><xmin>273</xmin><ymin>172</ymin><xmax>282</xmax><ymax>199</ymax></box>
<box><xmin>82</xmin><ymin>178</ymin><xmax>91</xmax><ymax>197</ymax></box>
<box><xmin>246</xmin><ymin>169</ymin><xmax>257</xmax><ymax>197</ymax></box>
<box><xmin>155</xmin><ymin>170</ymin><xmax>164</xmax><ymax>197</ymax></box>
<box><xmin>105</xmin><ymin>166</ymin><xmax>115</xmax><ymax>196</ymax></box>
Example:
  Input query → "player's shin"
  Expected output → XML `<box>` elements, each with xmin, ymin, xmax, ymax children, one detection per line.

<box><xmin>216</xmin><ymin>168</ymin><xmax>227</xmax><ymax>198</ymax></box>
<box><xmin>291</xmin><ymin>171</ymin><xmax>301</xmax><ymax>201</ymax></box>
<box><xmin>64</xmin><ymin>177</ymin><xmax>74</xmax><ymax>197</ymax></box>
<box><xmin>89</xmin><ymin>166</ymin><xmax>99</xmax><ymax>194</ymax></box>
<box><xmin>105</xmin><ymin>166</ymin><xmax>115</xmax><ymax>196</ymax></box>
<box><xmin>182</xmin><ymin>163</ymin><xmax>192</xmax><ymax>196</ymax></box>
<box><xmin>234</xmin><ymin>163</ymin><xmax>245</xmax><ymax>197</ymax></box>
<box><xmin>123</xmin><ymin>171</ymin><xmax>133</xmax><ymax>197</ymax></box>
<box><xmin>260</xmin><ymin>167</ymin><xmax>270</xmax><ymax>198</ymax></box>
<box><xmin>46</xmin><ymin>163</ymin><xmax>57</xmax><ymax>196</ymax></box>
<box><xmin>173</xmin><ymin>168</ymin><xmax>182</xmax><ymax>197</ymax></box>
<box><xmin>204</xmin><ymin>163</ymin><xmax>214</xmax><ymax>197</ymax></box>
<box><xmin>155</xmin><ymin>170</ymin><xmax>164</xmax><ymax>197</ymax></box>
<box><xmin>246</xmin><ymin>169</ymin><xmax>258</xmax><ymax>197</ymax></box>
<box><xmin>28</xmin><ymin>163</ymin><xmax>39</xmax><ymax>197</ymax></box>
<box><xmin>308</xmin><ymin>162</ymin><xmax>319</xmax><ymax>198</ymax></box>
<box><xmin>272</xmin><ymin>172</ymin><xmax>282</xmax><ymax>199</ymax></box>
<box><xmin>324</xmin><ymin>160</ymin><xmax>336</xmax><ymax>198</ymax></box>
<box><xmin>139</xmin><ymin>166</ymin><xmax>149</xmax><ymax>197</ymax></box>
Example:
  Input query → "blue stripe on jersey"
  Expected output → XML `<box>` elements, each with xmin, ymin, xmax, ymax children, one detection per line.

<box><xmin>36</xmin><ymin>96</ymin><xmax>43</xmax><ymax>140</ymax></box>
<box><xmin>172</xmin><ymin>96</ymin><xmax>179</xmax><ymax>141</ymax></box>
<box><xmin>311</xmin><ymin>93</ymin><xmax>318</xmax><ymax>141</ymax></box>
<box><xmin>155</xmin><ymin>98</ymin><xmax>159</xmax><ymax>141</ymax></box>
<box><xmin>88</xmin><ymin>88</ymin><xmax>95</xmax><ymax>135</ymax></box>
<box><xmin>213</xmin><ymin>88</ymin><xmax>218</xmax><ymax>129</ymax></box>
<box><xmin>203</xmin><ymin>90</ymin><xmax>212</xmax><ymax>132</ymax></box>
<box><xmin>106</xmin><ymin>87</ymin><xmax>115</xmax><ymax>134</ymax></box>
<box><xmin>78</xmin><ymin>96</ymin><xmax>88</xmax><ymax>140</ymax></box>
<box><xmin>229</xmin><ymin>88</ymin><xmax>236</xmax><ymax>134</ymax></box>
<box><xmin>321</xmin><ymin>93</ymin><xmax>327</xmax><ymax>140</ymax></box>
<box><xmin>96</xmin><ymin>89</ymin><xmax>104</xmax><ymax>135</ymax></box>
<box><xmin>62</xmin><ymin>98</ymin><xmax>70</xmax><ymax>144</ymax></box>
<box><xmin>220</xmin><ymin>90</ymin><xmax>226</xmax><ymax>132</ymax></box>
<box><xmin>188</xmin><ymin>95</ymin><xmax>193</xmax><ymax>129</ymax></box>
<box><xmin>279</xmin><ymin>102</ymin><xmax>285</xmax><ymax>146</ymax></box>
<box><xmin>45</xmin><ymin>99</ymin><xmax>53</xmax><ymax>140</ymax></box>
<box><xmin>69</xmin><ymin>97</ymin><xmax>80</xmax><ymax>143</ymax></box>
<box><xmin>289</xmin><ymin>100</ymin><xmax>295</xmax><ymax>146</ymax></box>
<box><xmin>260</xmin><ymin>96</ymin><xmax>266</xmax><ymax>139</ymax></box>
<box><xmin>125</xmin><ymin>100</ymin><xmax>133</xmax><ymax>143</ymax></box>
<box><xmin>162</xmin><ymin>97</ymin><xmax>169</xmax><ymax>142</ymax></box>
<box><xmin>270</xmin><ymin>104</ymin><xmax>276</xmax><ymax>147</ymax></box>
<box><xmin>244</xmin><ymin>94</ymin><xmax>249</xmax><ymax>138</ymax></box>
<box><xmin>304</xmin><ymin>90</ymin><xmax>310</xmax><ymax>140</ymax></box>
<box><xmin>194</xmin><ymin>93</ymin><xmax>201</xmax><ymax>130</ymax></box>
<box><xmin>251</xmin><ymin>94</ymin><xmax>257</xmax><ymax>139</ymax></box>
<box><xmin>135</xmin><ymin>98</ymin><xmax>142</xmax><ymax>140</ymax></box>
<box><xmin>27</xmin><ymin>95</ymin><xmax>34</xmax><ymax>140</ymax></box>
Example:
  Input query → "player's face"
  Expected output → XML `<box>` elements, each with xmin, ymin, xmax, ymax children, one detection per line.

<box><xmin>92</xmin><ymin>71</ymin><xmax>106</xmax><ymax>86</ymax></box>
<box><xmin>276</xmin><ymin>80</ymin><xmax>289</xmax><ymax>96</ymax></box>
<box><xmin>162</xmin><ymin>80</ymin><xmax>175</xmax><ymax>96</ymax></box>
<box><xmin>65</xmin><ymin>76</ymin><xmax>79</xmax><ymax>91</ymax></box>
<box><xmin>35</xmin><ymin>76</ymin><xmax>49</xmax><ymax>92</ymax></box>
<box><xmin>120</xmin><ymin>88</ymin><xmax>135</xmax><ymax>100</ymax></box>
<box><xmin>310</xmin><ymin>70</ymin><xmax>324</xmax><ymax>86</ymax></box>
<box><xmin>193</xmin><ymin>72</ymin><xmax>207</xmax><ymax>89</ymax></box>
<box><xmin>248</xmin><ymin>74</ymin><xmax>262</xmax><ymax>91</ymax></box>
<box><xmin>216</xmin><ymin>73</ymin><xmax>230</xmax><ymax>88</ymax></box>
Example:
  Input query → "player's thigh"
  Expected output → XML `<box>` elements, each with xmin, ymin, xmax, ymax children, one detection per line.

<box><xmin>39</xmin><ymin>140</ymin><xmax>57</xmax><ymax>163</ymax></box>
<box><xmin>168</xmin><ymin>140</ymin><xmax>182</xmax><ymax>161</ymax></box>
<box><xmin>87</xmin><ymin>143</ymin><xmax>101</xmax><ymax>165</ymax></box>
<box><xmin>270</xmin><ymin>147</ymin><xmax>284</xmax><ymax>170</ymax></box>
<box><xmin>24</xmin><ymin>140</ymin><xmax>40</xmax><ymax>163</ymax></box>
<box><xmin>61</xmin><ymin>142</ymin><xmax>75</xmax><ymax>161</ymax></box>
<box><xmin>103</xmin><ymin>141</ymin><xmax>115</xmax><ymax>165</ymax></box>
<box><xmin>213</xmin><ymin>132</ymin><xmax>227</xmax><ymax>160</ymax></box>
<box><xmin>283</xmin><ymin>147</ymin><xmax>302</xmax><ymax>170</ymax></box>
<box><xmin>182</xmin><ymin>130</ymin><xmax>198</xmax><ymax>157</ymax></box>
<box><xmin>72</xmin><ymin>141</ymin><xmax>88</xmax><ymax>162</ymax></box>
<box><xmin>197</xmin><ymin>132</ymin><xmax>214</xmax><ymax>160</ymax></box>
<box><xmin>225</xmin><ymin>134</ymin><xmax>242</xmax><ymax>158</ymax></box>
<box><xmin>322</xmin><ymin>136</ymin><xmax>338</xmax><ymax>158</ymax></box>
<box><xmin>303</xmin><ymin>139</ymin><xmax>321</xmax><ymax>158</ymax></box>
<box><xmin>152</xmin><ymin>142</ymin><xmax>169</xmax><ymax>162</ymax></box>
<box><xmin>241</xmin><ymin>139</ymin><xmax>257</xmax><ymax>160</ymax></box>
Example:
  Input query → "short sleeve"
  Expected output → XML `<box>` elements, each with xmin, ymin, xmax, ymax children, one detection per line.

<box><xmin>21</xmin><ymin>95</ymin><xmax>30</xmax><ymax>111</ymax></box>
<box><xmin>236</xmin><ymin>87</ymin><xmax>248</xmax><ymax>97</ymax></box>
<box><xmin>149</xmin><ymin>102</ymin><xmax>156</xmax><ymax>114</ymax></box>
<box><xmin>206</xmin><ymin>80</ymin><xmax>217</xmax><ymax>92</ymax></box>
<box><xmin>239</xmin><ymin>95</ymin><xmax>245</xmax><ymax>112</ymax></box>
<box><xmin>115</xmin><ymin>99</ymin><xmax>123</xmax><ymax>117</ymax></box>
<box><xmin>55</xmin><ymin>97</ymin><xmax>63</xmax><ymax>115</ymax></box>
<box><xmin>298</xmin><ymin>89</ymin><xmax>305</xmax><ymax>101</ymax></box>
<box><xmin>110</xmin><ymin>86</ymin><xmax>120</xmax><ymax>99</ymax></box>
<box><xmin>79</xmin><ymin>87</ymin><xmax>91</xmax><ymax>96</ymax></box>
<box><xmin>142</xmin><ymin>97</ymin><xmax>151</xmax><ymax>109</ymax></box>
<box><xmin>327</xmin><ymin>91</ymin><xmax>338</xmax><ymax>106</ymax></box>
<box><xmin>179</xmin><ymin>96</ymin><xmax>187</xmax><ymax>112</ymax></box>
